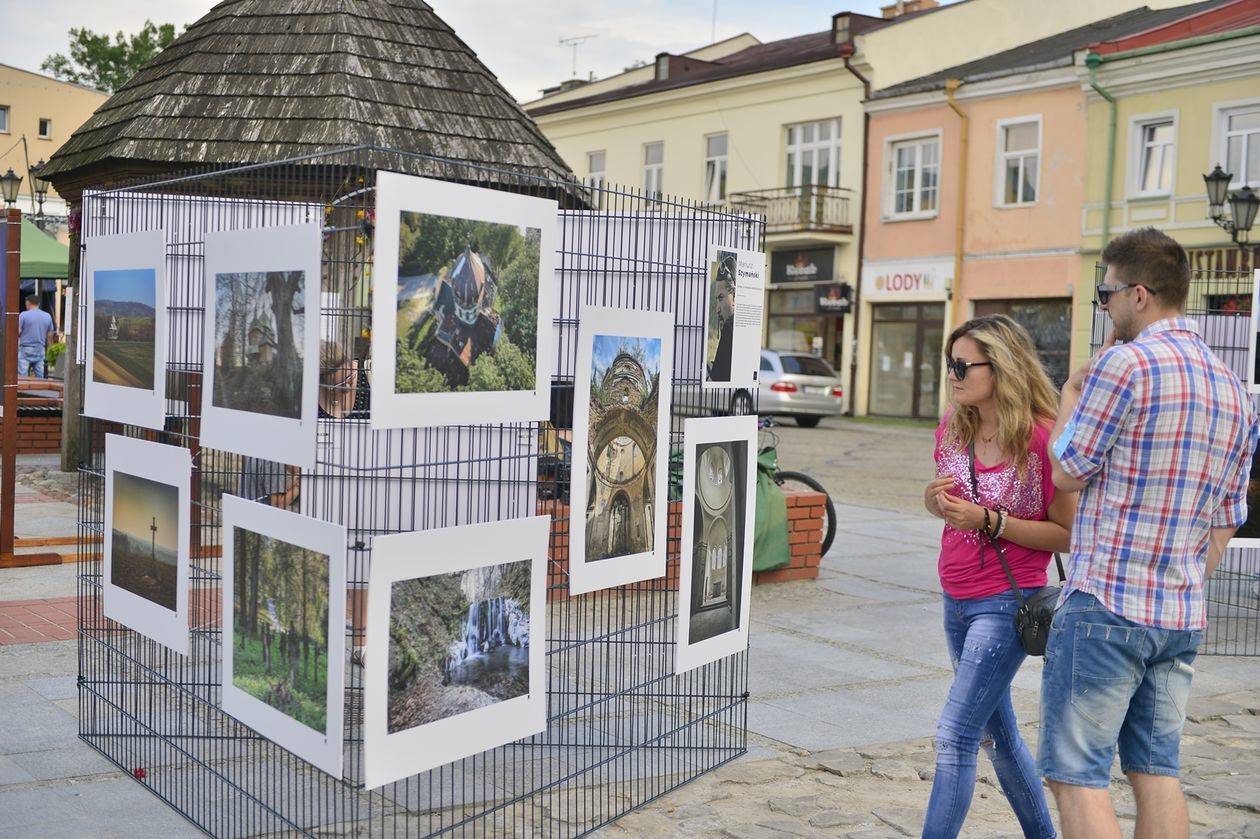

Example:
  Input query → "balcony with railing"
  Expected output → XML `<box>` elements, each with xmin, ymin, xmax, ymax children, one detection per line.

<box><xmin>726</xmin><ymin>185</ymin><xmax>853</xmax><ymax>235</ymax></box>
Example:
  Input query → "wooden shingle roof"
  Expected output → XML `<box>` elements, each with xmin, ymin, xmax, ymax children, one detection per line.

<box><xmin>42</xmin><ymin>0</ymin><xmax>576</xmax><ymax>199</ymax></box>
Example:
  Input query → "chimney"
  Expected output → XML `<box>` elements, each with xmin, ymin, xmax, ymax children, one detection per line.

<box><xmin>881</xmin><ymin>0</ymin><xmax>938</xmax><ymax>19</ymax></box>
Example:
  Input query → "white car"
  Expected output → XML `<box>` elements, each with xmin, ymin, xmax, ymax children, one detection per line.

<box><xmin>756</xmin><ymin>350</ymin><xmax>844</xmax><ymax>427</ymax></box>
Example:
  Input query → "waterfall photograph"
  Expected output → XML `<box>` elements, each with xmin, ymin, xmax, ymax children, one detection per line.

<box><xmin>387</xmin><ymin>559</ymin><xmax>532</xmax><ymax>734</ymax></box>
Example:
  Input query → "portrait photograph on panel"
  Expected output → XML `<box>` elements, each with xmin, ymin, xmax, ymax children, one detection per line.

<box><xmin>568</xmin><ymin>307</ymin><xmax>675</xmax><ymax>595</ymax></box>
<box><xmin>371</xmin><ymin>170</ymin><xmax>557</xmax><ymax>428</ymax></box>
<box><xmin>221</xmin><ymin>495</ymin><xmax>346</xmax><ymax>777</ymax></box>
<box><xmin>83</xmin><ymin>230</ymin><xmax>167</xmax><ymax>429</ymax></box>
<box><xmin>103</xmin><ymin>434</ymin><xmax>190</xmax><ymax>654</ymax></box>
<box><xmin>701</xmin><ymin>245</ymin><xmax>765</xmax><ymax>389</ymax></box>
<box><xmin>363</xmin><ymin>517</ymin><xmax>548</xmax><ymax>788</ymax></box>
<box><xmin>201</xmin><ymin>224</ymin><xmax>322</xmax><ymax>469</ymax></box>
<box><xmin>675</xmin><ymin>415</ymin><xmax>758</xmax><ymax>675</ymax></box>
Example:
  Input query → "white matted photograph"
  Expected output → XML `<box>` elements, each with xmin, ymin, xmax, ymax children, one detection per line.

<box><xmin>221</xmin><ymin>495</ymin><xmax>346</xmax><ymax>778</ymax></box>
<box><xmin>83</xmin><ymin>230</ymin><xmax>167</xmax><ymax>429</ymax></box>
<box><xmin>674</xmin><ymin>416</ymin><xmax>757</xmax><ymax>674</ymax></box>
<box><xmin>363</xmin><ymin>516</ymin><xmax>548</xmax><ymax>788</ymax></box>
<box><xmin>1229</xmin><ymin>428</ymin><xmax>1260</xmax><ymax>547</ymax></box>
<box><xmin>371</xmin><ymin>170</ymin><xmax>558</xmax><ymax>428</ymax></box>
<box><xmin>103</xmin><ymin>434</ymin><xmax>190</xmax><ymax>654</ymax></box>
<box><xmin>1248</xmin><ymin>269</ymin><xmax>1260</xmax><ymax>395</ymax></box>
<box><xmin>702</xmin><ymin>245</ymin><xmax>765</xmax><ymax>389</ymax></box>
<box><xmin>568</xmin><ymin>307</ymin><xmax>675</xmax><ymax>595</ymax></box>
<box><xmin>201</xmin><ymin>224</ymin><xmax>322</xmax><ymax>469</ymax></box>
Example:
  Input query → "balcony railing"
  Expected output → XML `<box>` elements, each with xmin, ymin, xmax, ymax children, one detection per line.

<box><xmin>726</xmin><ymin>185</ymin><xmax>853</xmax><ymax>234</ymax></box>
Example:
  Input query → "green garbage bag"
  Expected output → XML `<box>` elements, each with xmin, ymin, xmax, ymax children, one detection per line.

<box><xmin>753</xmin><ymin>446</ymin><xmax>790</xmax><ymax>572</ymax></box>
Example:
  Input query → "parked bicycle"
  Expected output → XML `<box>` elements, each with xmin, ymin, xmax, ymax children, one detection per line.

<box><xmin>758</xmin><ymin>417</ymin><xmax>836</xmax><ymax>556</ymax></box>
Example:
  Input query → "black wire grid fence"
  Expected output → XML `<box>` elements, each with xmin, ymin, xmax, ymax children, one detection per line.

<box><xmin>1090</xmin><ymin>263</ymin><xmax>1260</xmax><ymax>656</ymax></box>
<box><xmin>75</xmin><ymin>147</ymin><xmax>765</xmax><ymax>836</ymax></box>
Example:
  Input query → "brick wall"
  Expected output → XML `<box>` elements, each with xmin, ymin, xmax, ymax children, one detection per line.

<box><xmin>539</xmin><ymin>486</ymin><xmax>827</xmax><ymax>600</ymax></box>
<box><xmin>7</xmin><ymin>412</ymin><xmax>61</xmax><ymax>454</ymax></box>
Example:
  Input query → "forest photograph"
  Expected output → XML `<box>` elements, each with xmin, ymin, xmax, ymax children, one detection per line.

<box><xmin>393</xmin><ymin>211</ymin><xmax>540</xmax><ymax>396</ymax></box>
<box><xmin>93</xmin><ymin>267</ymin><xmax>157</xmax><ymax>389</ymax></box>
<box><xmin>213</xmin><ymin>270</ymin><xmax>306</xmax><ymax>419</ymax></box>
<box><xmin>231</xmin><ymin>526</ymin><xmax>331</xmax><ymax>734</ymax></box>
<box><xmin>109</xmin><ymin>470</ymin><xmax>179</xmax><ymax>611</ymax></box>
<box><xmin>387</xmin><ymin>559</ymin><xmax>532</xmax><ymax>734</ymax></box>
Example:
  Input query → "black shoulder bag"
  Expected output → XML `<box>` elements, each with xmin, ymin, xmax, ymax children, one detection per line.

<box><xmin>968</xmin><ymin>442</ymin><xmax>1065</xmax><ymax>656</ymax></box>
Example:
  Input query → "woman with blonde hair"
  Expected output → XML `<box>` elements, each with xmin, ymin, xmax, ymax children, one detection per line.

<box><xmin>921</xmin><ymin>314</ymin><xmax>1075</xmax><ymax>838</ymax></box>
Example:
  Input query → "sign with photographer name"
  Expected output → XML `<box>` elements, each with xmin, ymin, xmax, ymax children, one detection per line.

<box><xmin>770</xmin><ymin>248</ymin><xmax>833</xmax><ymax>285</ymax></box>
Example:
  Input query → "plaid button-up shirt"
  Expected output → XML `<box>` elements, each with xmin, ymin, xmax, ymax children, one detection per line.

<box><xmin>1053</xmin><ymin>317</ymin><xmax>1257</xmax><ymax>630</ymax></box>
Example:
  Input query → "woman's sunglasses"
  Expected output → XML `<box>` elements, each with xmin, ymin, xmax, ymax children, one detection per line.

<box><xmin>945</xmin><ymin>357</ymin><xmax>992</xmax><ymax>380</ymax></box>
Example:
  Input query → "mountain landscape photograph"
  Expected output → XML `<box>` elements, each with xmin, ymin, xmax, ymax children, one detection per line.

<box><xmin>93</xmin><ymin>268</ymin><xmax>157</xmax><ymax>389</ymax></box>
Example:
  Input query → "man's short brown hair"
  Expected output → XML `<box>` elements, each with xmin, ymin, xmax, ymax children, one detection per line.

<box><xmin>1101</xmin><ymin>227</ymin><xmax>1189</xmax><ymax>310</ymax></box>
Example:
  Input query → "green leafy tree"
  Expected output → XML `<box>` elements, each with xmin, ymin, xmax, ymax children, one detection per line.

<box><xmin>492</xmin><ymin>338</ymin><xmax>535</xmax><ymax>390</ymax></box>
<box><xmin>41</xmin><ymin>21</ymin><xmax>182</xmax><ymax>93</ymax></box>
<box><xmin>496</xmin><ymin>228</ymin><xmax>540</xmax><ymax>355</ymax></box>
<box><xmin>465</xmin><ymin>352</ymin><xmax>507</xmax><ymax>393</ymax></box>
<box><xmin>395</xmin><ymin>341</ymin><xmax>448</xmax><ymax>393</ymax></box>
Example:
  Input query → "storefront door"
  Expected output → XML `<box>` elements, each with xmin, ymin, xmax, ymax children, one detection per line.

<box><xmin>868</xmin><ymin>303</ymin><xmax>944</xmax><ymax>419</ymax></box>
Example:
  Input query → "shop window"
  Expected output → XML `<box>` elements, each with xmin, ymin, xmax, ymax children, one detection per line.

<box><xmin>972</xmin><ymin>299</ymin><xmax>1071</xmax><ymax>387</ymax></box>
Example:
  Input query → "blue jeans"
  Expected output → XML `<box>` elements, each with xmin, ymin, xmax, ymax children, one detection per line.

<box><xmin>18</xmin><ymin>344</ymin><xmax>44</xmax><ymax>378</ymax></box>
<box><xmin>925</xmin><ymin>591</ymin><xmax>1056</xmax><ymax>839</ymax></box>
<box><xmin>1037</xmin><ymin>590</ymin><xmax>1201</xmax><ymax>787</ymax></box>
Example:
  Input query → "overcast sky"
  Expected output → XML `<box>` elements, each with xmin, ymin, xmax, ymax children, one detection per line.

<box><xmin>4</xmin><ymin>1</ymin><xmax>938</xmax><ymax>102</ymax></box>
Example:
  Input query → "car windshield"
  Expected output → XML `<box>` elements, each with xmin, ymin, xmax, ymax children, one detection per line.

<box><xmin>779</xmin><ymin>355</ymin><xmax>837</xmax><ymax>377</ymax></box>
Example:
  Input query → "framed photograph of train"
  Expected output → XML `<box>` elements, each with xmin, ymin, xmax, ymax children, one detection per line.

<box><xmin>220</xmin><ymin>495</ymin><xmax>347</xmax><ymax>778</ymax></box>
<box><xmin>83</xmin><ymin>229</ymin><xmax>167</xmax><ymax>429</ymax></box>
<box><xmin>103</xmin><ymin>434</ymin><xmax>190</xmax><ymax>655</ymax></box>
<box><xmin>362</xmin><ymin>516</ymin><xmax>548</xmax><ymax>788</ymax></box>
<box><xmin>567</xmin><ymin>306</ymin><xmax>675</xmax><ymax>595</ymax></box>
<box><xmin>370</xmin><ymin>170</ymin><xmax>558</xmax><ymax>428</ymax></box>
<box><xmin>674</xmin><ymin>416</ymin><xmax>757</xmax><ymax>674</ymax></box>
<box><xmin>200</xmin><ymin>223</ymin><xmax>322</xmax><ymax>469</ymax></box>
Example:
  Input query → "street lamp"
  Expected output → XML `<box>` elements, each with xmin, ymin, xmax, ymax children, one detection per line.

<box><xmin>29</xmin><ymin>160</ymin><xmax>50</xmax><ymax>218</ymax></box>
<box><xmin>0</xmin><ymin>168</ymin><xmax>21</xmax><ymax>207</ymax></box>
<box><xmin>1203</xmin><ymin>165</ymin><xmax>1259</xmax><ymax>247</ymax></box>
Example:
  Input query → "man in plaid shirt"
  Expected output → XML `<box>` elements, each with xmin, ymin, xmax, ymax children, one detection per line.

<box><xmin>1041</xmin><ymin>227</ymin><xmax>1257</xmax><ymax>839</ymax></box>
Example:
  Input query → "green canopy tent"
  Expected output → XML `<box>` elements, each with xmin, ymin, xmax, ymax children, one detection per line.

<box><xmin>19</xmin><ymin>217</ymin><xmax>69</xmax><ymax>279</ymax></box>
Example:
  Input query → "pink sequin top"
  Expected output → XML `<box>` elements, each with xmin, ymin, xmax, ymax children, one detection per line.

<box><xmin>934</xmin><ymin>416</ymin><xmax>1056</xmax><ymax>599</ymax></box>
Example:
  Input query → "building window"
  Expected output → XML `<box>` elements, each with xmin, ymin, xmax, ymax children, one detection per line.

<box><xmin>785</xmin><ymin>119</ymin><xmax>841</xmax><ymax>188</ymax></box>
<box><xmin>1221</xmin><ymin>104</ymin><xmax>1260</xmax><ymax>187</ymax></box>
<box><xmin>1133</xmin><ymin>118</ymin><xmax>1175</xmax><ymax>195</ymax></box>
<box><xmin>887</xmin><ymin>135</ymin><xmax>939</xmax><ymax>218</ymax></box>
<box><xmin>997</xmin><ymin>117</ymin><xmax>1039</xmax><ymax>206</ymax></box>
<box><xmin>0</xmin><ymin>106</ymin><xmax>9</xmax><ymax>134</ymax></box>
<box><xmin>38</xmin><ymin>118</ymin><xmax>52</xmax><ymax>139</ymax></box>
<box><xmin>643</xmin><ymin>142</ymin><xmax>663</xmax><ymax>197</ymax></box>
<box><xmin>704</xmin><ymin>133</ymin><xmax>727</xmax><ymax>202</ymax></box>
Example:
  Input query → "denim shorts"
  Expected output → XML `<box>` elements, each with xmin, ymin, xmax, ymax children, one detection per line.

<box><xmin>1037</xmin><ymin>590</ymin><xmax>1201</xmax><ymax>788</ymax></box>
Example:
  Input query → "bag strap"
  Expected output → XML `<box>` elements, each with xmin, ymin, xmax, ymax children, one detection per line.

<box><xmin>968</xmin><ymin>441</ymin><xmax>1026</xmax><ymax>606</ymax></box>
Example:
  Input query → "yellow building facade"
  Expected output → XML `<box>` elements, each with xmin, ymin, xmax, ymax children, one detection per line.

<box><xmin>1076</xmin><ymin>13</ymin><xmax>1260</xmax><ymax>363</ymax></box>
<box><xmin>0</xmin><ymin>64</ymin><xmax>107</xmax><ymax>234</ymax></box>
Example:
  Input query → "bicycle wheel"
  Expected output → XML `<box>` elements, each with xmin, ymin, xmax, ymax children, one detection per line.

<box><xmin>774</xmin><ymin>470</ymin><xmax>836</xmax><ymax>557</ymax></box>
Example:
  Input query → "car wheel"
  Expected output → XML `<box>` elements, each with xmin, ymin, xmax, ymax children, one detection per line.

<box><xmin>795</xmin><ymin>416</ymin><xmax>821</xmax><ymax>428</ymax></box>
<box><xmin>729</xmin><ymin>389</ymin><xmax>754</xmax><ymax>416</ymax></box>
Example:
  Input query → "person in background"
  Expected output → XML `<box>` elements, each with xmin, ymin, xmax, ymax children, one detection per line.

<box><xmin>18</xmin><ymin>295</ymin><xmax>55</xmax><ymax>378</ymax></box>
<box><xmin>922</xmin><ymin>314</ymin><xmax>1074</xmax><ymax>839</ymax></box>
<box><xmin>1043</xmin><ymin>227</ymin><xmax>1257</xmax><ymax>839</ymax></box>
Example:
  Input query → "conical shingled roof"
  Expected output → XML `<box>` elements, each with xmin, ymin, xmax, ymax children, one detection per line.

<box><xmin>42</xmin><ymin>0</ymin><xmax>576</xmax><ymax>199</ymax></box>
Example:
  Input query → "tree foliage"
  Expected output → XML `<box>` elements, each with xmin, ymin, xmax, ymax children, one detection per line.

<box><xmin>41</xmin><ymin>20</ymin><xmax>180</xmax><ymax>93</ymax></box>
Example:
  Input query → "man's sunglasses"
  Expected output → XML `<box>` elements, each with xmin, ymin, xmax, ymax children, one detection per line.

<box><xmin>1096</xmin><ymin>283</ymin><xmax>1151</xmax><ymax>306</ymax></box>
<box><xmin>945</xmin><ymin>357</ymin><xmax>992</xmax><ymax>380</ymax></box>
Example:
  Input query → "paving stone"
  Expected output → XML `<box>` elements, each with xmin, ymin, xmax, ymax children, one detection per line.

<box><xmin>1186</xmin><ymin>696</ymin><xmax>1246</xmax><ymax>722</ymax></box>
<box><xmin>720</xmin><ymin>760</ymin><xmax>805</xmax><ymax>786</ymax></box>
<box><xmin>841</xmin><ymin>829</ymin><xmax>903</xmax><ymax>839</ymax></box>
<box><xmin>809</xmin><ymin>808</ymin><xmax>865</xmax><ymax>828</ymax></box>
<box><xmin>870</xmin><ymin>760</ymin><xmax>920</xmax><ymax>782</ymax></box>
<box><xmin>766</xmin><ymin>794</ymin><xmax>822</xmax><ymax>817</ymax></box>
<box><xmin>806</xmin><ymin>748</ymin><xmax>867</xmax><ymax>777</ymax></box>
<box><xmin>669</xmin><ymin>803</ymin><xmax>716</xmax><ymax>821</ymax></box>
<box><xmin>1185</xmin><ymin>775</ymin><xmax>1260</xmax><ymax>811</ymax></box>
<box><xmin>723</xmin><ymin>821</ymin><xmax>817</xmax><ymax>839</ymax></box>
<box><xmin>871</xmin><ymin>807</ymin><xmax>923</xmax><ymax>837</ymax></box>
<box><xmin>1221</xmin><ymin>714</ymin><xmax>1260</xmax><ymax>735</ymax></box>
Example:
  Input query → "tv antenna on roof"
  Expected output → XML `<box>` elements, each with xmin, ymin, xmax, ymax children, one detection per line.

<box><xmin>559</xmin><ymin>35</ymin><xmax>598</xmax><ymax>80</ymax></box>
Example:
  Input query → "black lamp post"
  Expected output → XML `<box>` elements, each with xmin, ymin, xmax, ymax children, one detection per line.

<box><xmin>0</xmin><ymin>168</ymin><xmax>21</xmax><ymax>207</ymax></box>
<box><xmin>1203</xmin><ymin>165</ymin><xmax>1259</xmax><ymax>247</ymax></box>
<box><xmin>29</xmin><ymin>160</ymin><xmax>50</xmax><ymax>219</ymax></box>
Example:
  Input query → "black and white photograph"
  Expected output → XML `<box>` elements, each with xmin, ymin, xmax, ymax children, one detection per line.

<box><xmin>221</xmin><ymin>495</ymin><xmax>346</xmax><ymax>777</ymax></box>
<box><xmin>371</xmin><ymin>171</ymin><xmax>558</xmax><ymax>428</ymax></box>
<box><xmin>701</xmin><ymin>245</ymin><xmax>766</xmax><ymax>390</ymax></box>
<box><xmin>568</xmin><ymin>307</ymin><xmax>675</xmax><ymax>595</ymax></box>
<box><xmin>83</xmin><ymin>230</ymin><xmax>168</xmax><ymax>429</ymax></box>
<box><xmin>363</xmin><ymin>517</ymin><xmax>548</xmax><ymax>788</ymax></box>
<box><xmin>201</xmin><ymin>224</ymin><xmax>322</xmax><ymax>469</ymax></box>
<box><xmin>675</xmin><ymin>416</ymin><xmax>758</xmax><ymax>675</ymax></box>
<box><xmin>103</xmin><ymin>434</ymin><xmax>190</xmax><ymax>654</ymax></box>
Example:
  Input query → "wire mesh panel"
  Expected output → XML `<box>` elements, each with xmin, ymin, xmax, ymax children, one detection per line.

<box><xmin>76</xmin><ymin>146</ymin><xmax>765</xmax><ymax>836</ymax></box>
<box><xmin>1089</xmin><ymin>263</ymin><xmax>1260</xmax><ymax>656</ymax></box>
